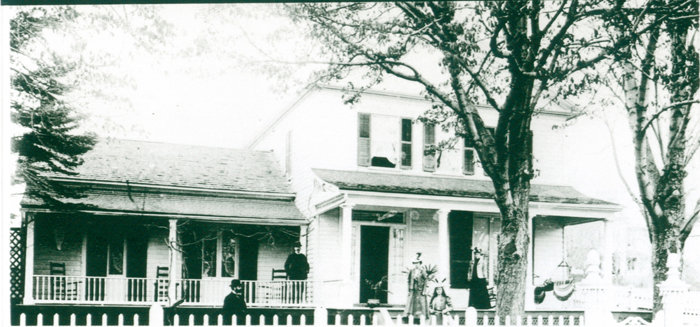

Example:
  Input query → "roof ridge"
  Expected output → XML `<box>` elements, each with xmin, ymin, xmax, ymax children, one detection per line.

<box><xmin>98</xmin><ymin>137</ymin><xmax>274</xmax><ymax>153</ymax></box>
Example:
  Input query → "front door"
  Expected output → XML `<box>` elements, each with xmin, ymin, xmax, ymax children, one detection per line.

<box><xmin>359</xmin><ymin>225</ymin><xmax>390</xmax><ymax>303</ymax></box>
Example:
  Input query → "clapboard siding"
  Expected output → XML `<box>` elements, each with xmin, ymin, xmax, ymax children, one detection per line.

<box><xmin>256</xmin><ymin>243</ymin><xmax>292</xmax><ymax>281</ymax></box>
<box><xmin>146</xmin><ymin>229</ymin><xmax>170</xmax><ymax>280</ymax></box>
<box><xmin>316</xmin><ymin>208</ymin><xmax>341</xmax><ymax>282</ymax></box>
<box><xmin>406</xmin><ymin>209</ymin><xmax>440</xmax><ymax>268</ymax></box>
<box><xmin>533</xmin><ymin>218</ymin><xmax>563</xmax><ymax>284</ymax></box>
<box><xmin>33</xmin><ymin>217</ymin><xmax>83</xmax><ymax>276</ymax></box>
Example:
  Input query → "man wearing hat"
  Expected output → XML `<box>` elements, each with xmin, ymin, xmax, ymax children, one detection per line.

<box><xmin>222</xmin><ymin>279</ymin><xmax>246</xmax><ymax>322</ymax></box>
<box><xmin>284</xmin><ymin>242</ymin><xmax>310</xmax><ymax>280</ymax></box>
<box><xmin>285</xmin><ymin>242</ymin><xmax>310</xmax><ymax>302</ymax></box>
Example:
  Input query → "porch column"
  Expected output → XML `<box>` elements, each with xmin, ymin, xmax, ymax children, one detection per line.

<box><xmin>300</xmin><ymin>225</ymin><xmax>308</xmax><ymax>253</ymax></box>
<box><xmin>23</xmin><ymin>215</ymin><xmax>34</xmax><ymax>305</ymax></box>
<box><xmin>340</xmin><ymin>203</ymin><xmax>354</xmax><ymax>306</ymax></box>
<box><xmin>168</xmin><ymin>219</ymin><xmax>182</xmax><ymax>305</ymax></box>
<box><xmin>437</xmin><ymin>209</ymin><xmax>450</xmax><ymax>282</ymax></box>
<box><xmin>602</xmin><ymin>219</ymin><xmax>614</xmax><ymax>283</ymax></box>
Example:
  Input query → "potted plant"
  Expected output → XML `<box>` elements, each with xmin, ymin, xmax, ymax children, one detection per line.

<box><xmin>364</xmin><ymin>276</ymin><xmax>388</xmax><ymax>307</ymax></box>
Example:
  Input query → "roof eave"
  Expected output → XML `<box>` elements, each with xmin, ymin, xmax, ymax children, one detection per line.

<box><xmin>44</xmin><ymin>176</ymin><xmax>297</xmax><ymax>201</ymax></box>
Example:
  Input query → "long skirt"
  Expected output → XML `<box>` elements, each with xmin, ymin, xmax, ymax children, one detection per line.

<box><xmin>468</xmin><ymin>278</ymin><xmax>492</xmax><ymax>309</ymax></box>
<box><xmin>405</xmin><ymin>290</ymin><xmax>428</xmax><ymax>316</ymax></box>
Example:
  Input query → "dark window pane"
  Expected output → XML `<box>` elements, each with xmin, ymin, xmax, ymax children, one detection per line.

<box><xmin>401</xmin><ymin>143</ymin><xmax>412</xmax><ymax>167</ymax></box>
<box><xmin>359</xmin><ymin>114</ymin><xmax>370</xmax><ymax>138</ymax></box>
<box><xmin>401</xmin><ymin>119</ymin><xmax>412</xmax><ymax>142</ymax></box>
<box><xmin>202</xmin><ymin>239</ymin><xmax>217</xmax><ymax>277</ymax></box>
<box><xmin>464</xmin><ymin>148</ymin><xmax>475</xmax><ymax>175</ymax></box>
<box><xmin>424</xmin><ymin>124</ymin><xmax>435</xmax><ymax>145</ymax></box>
<box><xmin>108</xmin><ymin>237</ymin><xmax>123</xmax><ymax>275</ymax></box>
<box><xmin>221</xmin><ymin>232</ymin><xmax>236</xmax><ymax>278</ymax></box>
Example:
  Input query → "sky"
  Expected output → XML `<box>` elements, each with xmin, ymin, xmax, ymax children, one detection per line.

<box><xmin>2</xmin><ymin>3</ymin><xmax>699</xmax><ymax>249</ymax></box>
<box><xmin>5</xmin><ymin>4</ymin><xmax>324</xmax><ymax>149</ymax></box>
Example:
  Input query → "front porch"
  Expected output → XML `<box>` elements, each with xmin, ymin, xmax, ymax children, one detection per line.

<box><xmin>22</xmin><ymin>213</ymin><xmax>313</xmax><ymax>308</ymax></box>
<box><xmin>31</xmin><ymin>276</ymin><xmax>313</xmax><ymax>307</ymax></box>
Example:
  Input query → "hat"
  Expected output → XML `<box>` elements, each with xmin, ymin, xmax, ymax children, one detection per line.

<box><xmin>412</xmin><ymin>252</ymin><xmax>423</xmax><ymax>264</ymax></box>
<box><xmin>230</xmin><ymin>279</ymin><xmax>241</xmax><ymax>288</ymax></box>
<box><xmin>293</xmin><ymin>242</ymin><xmax>302</xmax><ymax>248</ymax></box>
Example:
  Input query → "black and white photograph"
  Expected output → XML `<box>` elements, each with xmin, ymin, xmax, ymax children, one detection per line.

<box><xmin>1</xmin><ymin>1</ymin><xmax>699</xmax><ymax>326</ymax></box>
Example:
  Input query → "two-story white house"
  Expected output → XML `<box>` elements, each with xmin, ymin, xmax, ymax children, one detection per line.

<box><xmin>249</xmin><ymin>85</ymin><xmax>622</xmax><ymax>310</ymax></box>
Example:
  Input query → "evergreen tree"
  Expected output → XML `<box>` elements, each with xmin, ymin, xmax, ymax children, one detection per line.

<box><xmin>10</xmin><ymin>7</ymin><xmax>96</xmax><ymax>207</ymax></box>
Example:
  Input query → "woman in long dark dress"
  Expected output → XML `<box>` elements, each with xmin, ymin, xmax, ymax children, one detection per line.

<box><xmin>467</xmin><ymin>248</ymin><xmax>492</xmax><ymax>309</ymax></box>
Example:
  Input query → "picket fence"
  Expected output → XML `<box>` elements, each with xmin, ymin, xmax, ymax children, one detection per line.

<box><xmin>13</xmin><ymin>305</ymin><xmax>700</xmax><ymax>327</ymax></box>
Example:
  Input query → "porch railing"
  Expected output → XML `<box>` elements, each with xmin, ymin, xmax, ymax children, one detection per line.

<box><xmin>32</xmin><ymin>276</ymin><xmax>313</xmax><ymax>306</ymax></box>
<box><xmin>33</xmin><ymin>275</ymin><xmax>154</xmax><ymax>304</ymax></box>
<box><xmin>180</xmin><ymin>279</ymin><xmax>313</xmax><ymax>307</ymax></box>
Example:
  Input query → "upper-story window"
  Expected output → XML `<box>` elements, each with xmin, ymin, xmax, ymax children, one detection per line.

<box><xmin>463</xmin><ymin>138</ymin><xmax>476</xmax><ymax>175</ymax></box>
<box><xmin>357</xmin><ymin>113</ymin><xmax>401</xmax><ymax>168</ymax></box>
<box><xmin>423</xmin><ymin>124</ymin><xmax>436</xmax><ymax>172</ymax></box>
<box><xmin>358</xmin><ymin>113</ymin><xmax>371</xmax><ymax>167</ymax></box>
<box><xmin>400</xmin><ymin>119</ymin><xmax>412</xmax><ymax>169</ymax></box>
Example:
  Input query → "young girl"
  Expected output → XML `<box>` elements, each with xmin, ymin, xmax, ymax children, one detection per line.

<box><xmin>429</xmin><ymin>286</ymin><xmax>452</xmax><ymax>323</ymax></box>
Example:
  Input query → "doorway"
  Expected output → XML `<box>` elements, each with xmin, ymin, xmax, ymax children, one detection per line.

<box><xmin>359</xmin><ymin>225</ymin><xmax>390</xmax><ymax>303</ymax></box>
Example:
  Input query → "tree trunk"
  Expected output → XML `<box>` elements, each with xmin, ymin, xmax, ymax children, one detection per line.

<box><xmin>650</xmin><ymin>227</ymin><xmax>682</xmax><ymax>313</ymax></box>
<box><xmin>493</xmin><ymin>191</ymin><xmax>530</xmax><ymax>319</ymax></box>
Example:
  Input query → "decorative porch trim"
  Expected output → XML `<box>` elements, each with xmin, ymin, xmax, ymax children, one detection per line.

<box><xmin>19</xmin><ymin>208</ymin><xmax>309</xmax><ymax>226</ymax></box>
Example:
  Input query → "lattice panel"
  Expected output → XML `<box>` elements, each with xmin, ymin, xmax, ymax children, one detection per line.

<box><xmin>10</xmin><ymin>228</ymin><xmax>24</xmax><ymax>301</ymax></box>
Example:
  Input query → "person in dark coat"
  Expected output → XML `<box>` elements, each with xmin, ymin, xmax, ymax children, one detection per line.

<box><xmin>285</xmin><ymin>243</ymin><xmax>310</xmax><ymax>303</ymax></box>
<box><xmin>467</xmin><ymin>248</ymin><xmax>492</xmax><ymax>309</ymax></box>
<box><xmin>284</xmin><ymin>243</ymin><xmax>310</xmax><ymax>280</ymax></box>
<box><xmin>222</xmin><ymin>279</ymin><xmax>246</xmax><ymax>323</ymax></box>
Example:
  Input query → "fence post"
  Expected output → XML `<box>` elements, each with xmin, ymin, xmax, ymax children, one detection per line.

<box><xmin>578</xmin><ymin>250</ymin><xmax>614</xmax><ymax>326</ymax></box>
<box><xmin>658</xmin><ymin>252</ymin><xmax>689</xmax><ymax>327</ymax></box>
<box><xmin>465</xmin><ymin>307</ymin><xmax>477</xmax><ymax>326</ymax></box>
<box><xmin>149</xmin><ymin>303</ymin><xmax>164</xmax><ymax>327</ymax></box>
<box><xmin>314</xmin><ymin>306</ymin><xmax>328</xmax><ymax>327</ymax></box>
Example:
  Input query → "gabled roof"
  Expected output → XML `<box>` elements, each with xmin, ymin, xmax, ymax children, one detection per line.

<box><xmin>313</xmin><ymin>168</ymin><xmax>616</xmax><ymax>206</ymax></box>
<box><xmin>49</xmin><ymin>138</ymin><xmax>294</xmax><ymax>194</ymax></box>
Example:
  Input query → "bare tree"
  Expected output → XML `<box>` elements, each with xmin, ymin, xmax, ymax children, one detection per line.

<box><xmin>286</xmin><ymin>1</ymin><xmax>661</xmax><ymax>317</ymax></box>
<box><xmin>596</xmin><ymin>0</ymin><xmax>698</xmax><ymax>313</ymax></box>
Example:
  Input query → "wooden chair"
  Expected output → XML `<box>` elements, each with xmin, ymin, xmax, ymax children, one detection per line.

<box><xmin>154</xmin><ymin>266</ymin><xmax>169</xmax><ymax>302</ymax></box>
<box><xmin>49</xmin><ymin>262</ymin><xmax>79</xmax><ymax>300</ymax></box>
<box><xmin>271</xmin><ymin>268</ymin><xmax>287</xmax><ymax>281</ymax></box>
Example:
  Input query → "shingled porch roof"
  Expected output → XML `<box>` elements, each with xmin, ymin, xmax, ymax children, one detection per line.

<box><xmin>313</xmin><ymin>168</ymin><xmax>616</xmax><ymax>206</ymax></box>
<box><xmin>24</xmin><ymin>139</ymin><xmax>305</xmax><ymax>224</ymax></box>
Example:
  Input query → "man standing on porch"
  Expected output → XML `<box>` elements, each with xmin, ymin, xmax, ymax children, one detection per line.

<box><xmin>284</xmin><ymin>242</ymin><xmax>310</xmax><ymax>280</ymax></box>
<box><xmin>285</xmin><ymin>242</ymin><xmax>310</xmax><ymax>303</ymax></box>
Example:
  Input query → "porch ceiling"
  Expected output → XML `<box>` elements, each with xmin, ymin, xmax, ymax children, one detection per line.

<box><xmin>313</xmin><ymin>169</ymin><xmax>616</xmax><ymax>206</ymax></box>
<box><xmin>22</xmin><ymin>190</ymin><xmax>306</xmax><ymax>225</ymax></box>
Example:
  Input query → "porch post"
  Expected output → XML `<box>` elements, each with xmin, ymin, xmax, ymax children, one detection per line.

<box><xmin>340</xmin><ymin>203</ymin><xmax>354</xmax><ymax>306</ymax></box>
<box><xmin>23</xmin><ymin>215</ymin><xmax>34</xmax><ymax>305</ymax></box>
<box><xmin>602</xmin><ymin>219</ymin><xmax>614</xmax><ymax>283</ymax></box>
<box><xmin>437</xmin><ymin>209</ymin><xmax>450</xmax><ymax>282</ymax></box>
<box><xmin>168</xmin><ymin>219</ymin><xmax>182</xmax><ymax>305</ymax></box>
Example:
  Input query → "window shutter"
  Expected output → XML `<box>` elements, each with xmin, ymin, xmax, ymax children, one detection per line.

<box><xmin>400</xmin><ymin>119</ymin><xmax>412</xmax><ymax>168</ymax></box>
<box><xmin>423</xmin><ymin>124</ymin><xmax>436</xmax><ymax>172</ymax></box>
<box><xmin>358</xmin><ymin>113</ymin><xmax>371</xmax><ymax>167</ymax></box>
